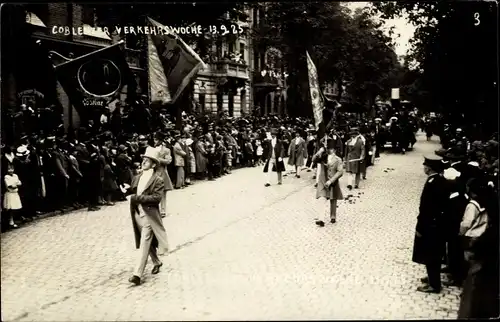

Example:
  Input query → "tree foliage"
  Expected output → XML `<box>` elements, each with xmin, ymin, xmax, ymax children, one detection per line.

<box><xmin>372</xmin><ymin>2</ymin><xmax>498</xmax><ymax>134</ymax></box>
<box><xmin>252</xmin><ymin>3</ymin><xmax>401</xmax><ymax>116</ymax></box>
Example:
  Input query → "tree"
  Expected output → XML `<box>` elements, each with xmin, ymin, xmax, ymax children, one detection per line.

<box><xmin>341</xmin><ymin>8</ymin><xmax>402</xmax><ymax>115</ymax></box>
<box><xmin>372</xmin><ymin>2</ymin><xmax>498</xmax><ymax>135</ymax></box>
<box><xmin>253</xmin><ymin>3</ymin><xmax>401</xmax><ymax>117</ymax></box>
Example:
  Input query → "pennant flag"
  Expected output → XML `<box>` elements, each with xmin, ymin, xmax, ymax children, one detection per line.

<box><xmin>306</xmin><ymin>51</ymin><xmax>325</xmax><ymax>138</ymax></box>
<box><xmin>147</xmin><ymin>17</ymin><xmax>206</xmax><ymax>104</ymax></box>
<box><xmin>53</xmin><ymin>41</ymin><xmax>133</xmax><ymax>120</ymax></box>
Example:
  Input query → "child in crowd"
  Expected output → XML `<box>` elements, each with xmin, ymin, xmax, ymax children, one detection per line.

<box><xmin>256</xmin><ymin>140</ymin><xmax>264</xmax><ymax>165</ymax></box>
<box><xmin>3</xmin><ymin>165</ymin><xmax>22</xmax><ymax>229</ymax></box>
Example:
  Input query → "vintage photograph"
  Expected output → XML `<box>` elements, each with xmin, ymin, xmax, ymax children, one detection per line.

<box><xmin>1</xmin><ymin>1</ymin><xmax>498</xmax><ymax>320</ymax></box>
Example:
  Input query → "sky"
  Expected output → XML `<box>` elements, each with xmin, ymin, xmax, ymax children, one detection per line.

<box><xmin>344</xmin><ymin>2</ymin><xmax>416</xmax><ymax>57</ymax></box>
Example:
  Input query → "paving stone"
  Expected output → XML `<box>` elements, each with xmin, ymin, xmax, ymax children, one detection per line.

<box><xmin>1</xmin><ymin>133</ymin><xmax>460</xmax><ymax>320</ymax></box>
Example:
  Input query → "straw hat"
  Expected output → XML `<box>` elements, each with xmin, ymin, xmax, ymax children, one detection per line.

<box><xmin>16</xmin><ymin>145</ymin><xmax>30</xmax><ymax>157</ymax></box>
<box><xmin>141</xmin><ymin>146</ymin><xmax>160</xmax><ymax>163</ymax></box>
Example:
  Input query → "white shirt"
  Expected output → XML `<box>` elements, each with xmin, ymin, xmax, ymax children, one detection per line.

<box><xmin>271</xmin><ymin>138</ymin><xmax>277</xmax><ymax>159</ymax></box>
<box><xmin>460</xmin><ymin>200</ymin><xmax>488</xmax><ymax>238</ymax></box>
<box><xmin>295</xmin><ymin>137</ymin><xmax>301</xmax><ymax>146</ymax></box>
<box><xmin>136</xmin><ymin>169</ymin><xmax>154</xmax><ymax>217</ymax></box>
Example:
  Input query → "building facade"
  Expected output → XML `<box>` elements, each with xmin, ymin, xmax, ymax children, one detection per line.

<box><xmin>192</xmin><ymin>10</ymin><xmax>252</xmax><ymax>117</ymax></box>
<box><xmin>249</xmin><ymin>4</ymin><xmax>289</xmax><ymax>116</ymax></box>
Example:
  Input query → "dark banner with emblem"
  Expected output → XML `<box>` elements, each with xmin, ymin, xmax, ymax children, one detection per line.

<box><xmin>52</xmin><ymin>41</ymin><xmax>133</xmax><ymax>121</ymax></box>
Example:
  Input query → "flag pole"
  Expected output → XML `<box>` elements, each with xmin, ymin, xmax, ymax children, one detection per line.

<box><xmin>145</xmin><ymin>15</ymin><xmax>152</xmax><ymax>112</ymax></box>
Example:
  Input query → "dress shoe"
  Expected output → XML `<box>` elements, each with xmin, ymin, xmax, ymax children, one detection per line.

<box><xmin>420</xmin><ymin>277</ymin><xmax>429</xmax><ymax>284</ymax></box>
<box><xmin>160</xmin><ymin>213</ymin><xmax>166</xmax><ymax>218</ymax></box>
<box><xmin>151</xmin><ymin>263</ymin><xmax>163</xmax><ymax>275</ymax></box>
<box><xmin>265</xmin><ymin>183</ymin><xmax>271</xmax><ymax>187</ymax></box>
<box><xmin>278</xmin><ymin>182</ymin><xmax>282</xmax><ymax>185</ymax></box>
<box><xmin>313</xmin><ymin>175</ymin><xmax>316</xmax><ymax>180</ymax></box>
<box><xmin>9</xmin><ymin>223</ymin><xmax>19</xmax><ymax>229</ymax></box>
<box><xmin>128</xmin><ymin>275</ymin><xmax>141</xmax><ymax>285</ymax></box>
<box><xmin>314</xmin><ymin>183</ymin><xmax>318</xmax><ymax>188</ymax></box>
<box><xmin>417</xmin><ymin>285</ymin><xmax>440</xmax><ymax>293</ymax></box>
<box><xmin>296</xmin><ymin>174</ymin><xmax>300</xmax><ymax>178</ymax></box>
<box><xmin>331</xmin><ymin>219</ymin><xmax>336</xmax><ymax>224</ymax></box>
<box><xmin>354</xmin><ymin>185</ymin><xmax>359</xmax><ymax>189</ymax></box>
<box><xmin>88</xmin><ymin>206</ymin><xmax>100</xmax><ymax>212</ymax></box>
<box><xmin>315</xmin><ymin>220</ymin><xmax>325</xmax><ymax>227</ymax></box>
<box><xmin>347</xmin><ymin>185</ymin><xmax>353</xmax><ymax>190</ymax></box>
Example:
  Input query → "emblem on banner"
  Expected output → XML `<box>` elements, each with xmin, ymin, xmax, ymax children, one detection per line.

<box><xmin>77</xmin><ymin>59</ymin><xmax>122</xmax><ymax>97</ymax></box>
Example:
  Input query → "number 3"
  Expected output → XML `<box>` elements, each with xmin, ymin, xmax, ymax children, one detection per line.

<box><xmin>474</xmin><ymin>12</ymin><xmax>480</xmax><ymax>26</ymax></box>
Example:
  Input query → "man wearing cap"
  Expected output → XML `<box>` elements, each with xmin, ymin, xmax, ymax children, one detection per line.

<box><xmin>126</xmin><ymin>146</ymin><xmax>169</xmax><ymax>286</ymax></box>
<box><xmin>263</xmin><ymin>128</ymin><xmax>286</xmax><ymax>186</ymax></box>
<box><xmin>442</xmin><ymin>148</ymin><xmax>469</xmax><ymax>286</ymax></box>
<box><xmin>172</xmin><ymin>131</ymin><xmax>187</xmax><ymax>189</ymax></box>
<box><xmin>412</xmin><ymin>154</ymin><xmax>448</xmax><ymax>293</ymax></box>
<box><xmin>344</xmin><ymin>128</ymin><xmax>365</xmax><ymax>189</ymax></box>
<box><xmin>153</xmin><ymin>132</ymin><xmax>174</xmax><ymax>217</ymax></box>
<box><xmin>13</xmin><ymin>145</ymin><xmax>38</xmax><ymax>221</ymax></box>
<box><xmin>287</xmin><ymin>130</ymin><xmax>307</xmax><ymax>178</ymax></box>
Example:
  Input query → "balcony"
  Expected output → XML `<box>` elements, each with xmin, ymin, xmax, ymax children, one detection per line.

<box><xmin>253</xmin><ymin>70</ymin><xmax>284</xmax><ymax>87</ymax></box>
<box><xmin>198</xmin><ymin>59</ymin><xmax>249</xmax><ymax>80</ymax></box>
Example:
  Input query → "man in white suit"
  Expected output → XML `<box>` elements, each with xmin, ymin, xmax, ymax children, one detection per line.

<box><xmin>126</xmin><ymin>147</ymin><xmax>169</xmax><ymax>286</ymax></box>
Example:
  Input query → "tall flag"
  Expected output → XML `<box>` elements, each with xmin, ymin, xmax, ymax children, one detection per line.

<box><xmin>306</xmin><ymin>51</ymin><xmax>325</xmax><ymax>137</ymax></box>
<box><xmin>53</xmin><ymin>41</ymin><xmax>133</xmax><ymax>121</ymax></box>
<box><xmin>147</xmin><ymin>17</ymin><xmax>206</xmax><ymax>104</ymax></box>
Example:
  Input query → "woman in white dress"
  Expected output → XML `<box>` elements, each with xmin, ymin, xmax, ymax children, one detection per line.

<box><xmin>3</xmin><ymin>165</ymin><xmax>22</xmax><ymax>229</ymax></box>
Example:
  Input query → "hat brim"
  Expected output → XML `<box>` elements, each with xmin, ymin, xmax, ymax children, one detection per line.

<box><xmin>140</xmin><ymin>155</ymin><xmax>160</xmax><ymax>163</ymax></box>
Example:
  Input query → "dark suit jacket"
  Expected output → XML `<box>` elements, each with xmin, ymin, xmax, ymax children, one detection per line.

<box><xmin>128</xmin><ymin>171</ymin><xmax>169</xmax><ymax>252</ymax></box>
<box><xmin>412</xmin><ymin>173</ymin><xmax>448</xmax><ymax>265</ymax></box>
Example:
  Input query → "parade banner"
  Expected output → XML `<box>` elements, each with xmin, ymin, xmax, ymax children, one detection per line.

<box><xmin>53</xmin><ymin>41</ymin><xmax>132</xmax><ymax>119</ymax></box>
<box><xmin>306</xmin><ymin>51</ymin><xmax>324</xmax><ymax>133</ymax></box>
<box><xmin>147</xmin><ymin>17</ymin><xmax>206</xmax><ymax>104</ymax></box>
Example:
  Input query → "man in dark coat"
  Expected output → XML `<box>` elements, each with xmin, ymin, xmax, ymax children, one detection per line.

<box><xmin>263</xmin><ymin>128</ymin><xmax>286</xmax><ymax>186</ymax></box>
<box><xmin>74</xmin><ymin>138</ymin><xmax>91</xmax><ymax>207</ymax></box>
<box><xmin>13</xmin><ymin>145</ymin><xmax>39</xmax><ymax>220</ymax></box>
<box><xmin>86</xmin><ymin>140</ymin><xmax>102</xmax><ymax>211</ymax></box>
<box><xmin>412</xmin><ymin>154</ymin><xmax>448</xmax><ymax>293</ymax></box>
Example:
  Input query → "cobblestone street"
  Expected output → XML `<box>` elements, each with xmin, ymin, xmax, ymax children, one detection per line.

<box><xmin>1</xmin><ymin>132</ymin><xmax>461</xmax><ymax>321</ymax></box>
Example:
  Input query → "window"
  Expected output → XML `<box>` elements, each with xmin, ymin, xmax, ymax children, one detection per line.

<box><xmin>228</xmin><ymin>92</ymin><xmax>234</xmax><ymax>117</ymax></box>
<box><xmin>239</xmin><ymin>43</ymin><xmax>245</xmax><ymax>62</ymax></box>
<box><xmin>216</xmin><ymin>38</ymin><xmax>223</xmax><ymax>60</ymax></box>
<box><xmin>240</xmin><ymin>90</ymin><xmax>247</xmax><ymax>114</ymax></box>
<box><xmin>82</xmin><ymin>6</ymin><xmax>95</xmax><ymax>26</ymax></box>
<box><xmin>229</xmin><ymin>40</ymin><xmax>235</xmax><ymax>53</ymax></box>
<box><xmin>254</xmin><ymin>51</ymin><xmax>259</xmax><ymax>71</ymax></box>
<box><xmin>217</xmin><ymin>92</ymin><xmax>223</xmax><ymax>113</ymax></box>
<box><xmin>199</xmin><ymin>94</ymin><xmax>205</xmax><ymax>112</ymax></box>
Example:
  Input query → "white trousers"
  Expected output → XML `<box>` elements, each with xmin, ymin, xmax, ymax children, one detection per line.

<box><xmin>133</xmin><ymin>213</ymin><xmax>162</xmax><ymax>278</ymax></box>
<box><xmin>319</xmin><ymin>198</ymin><xmax>338</xmax><ymax>223</ymax></box>
<box><xmin>160</xmin><ymin>191</ymin><xmax>167</xmax><ymax>215</ymax></box>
